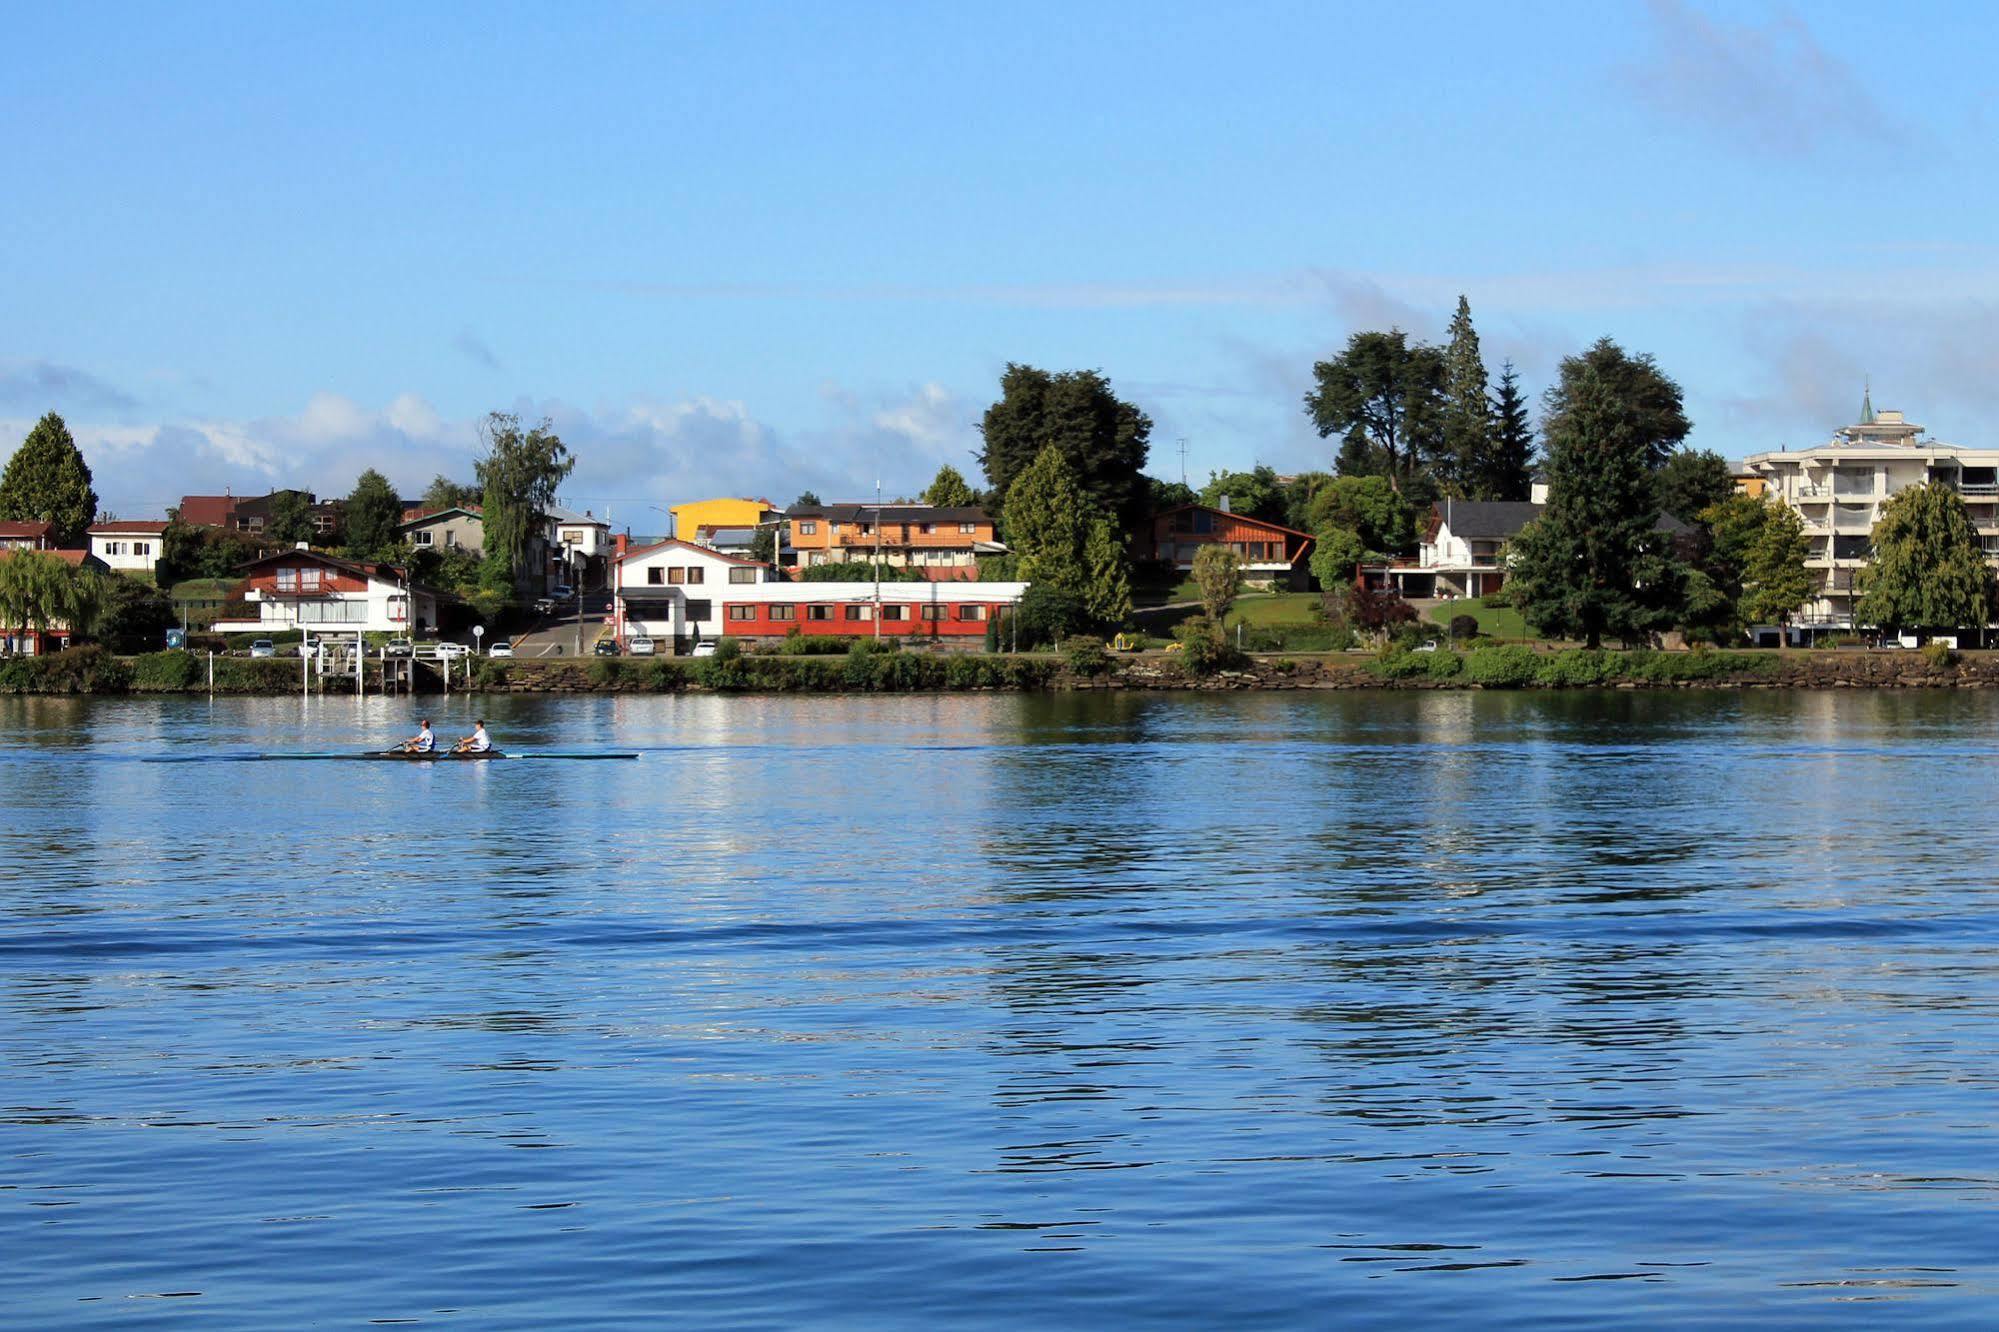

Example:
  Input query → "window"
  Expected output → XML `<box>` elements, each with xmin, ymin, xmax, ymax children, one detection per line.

<box><xmin>276</xmin><ymin>567</ymin><xmax>298</xmax><ymax>591</ymax></box>
<box><xmin>647</xmin><ymin>567</ymin><xmax>665</xmax><ymax>585</ymax></box>
<box><xmin>413</xmin><ymin>530</ymin><xmax>433</xmax><ymax>547</ymax></box>
<box><xmin>919</xmin><ymin>523</ymin><xmax>935</xmax><ymax>535</ymax></box>
<box><xmin>856</xmin><ymin>523</ymin><xmax>874</xmax><ymax>536</ymax></box>
<box><xmin>667</xmin><ymin>567</ymin><xmax>685</xmax><ymax>584</ymax></box>
<box><xmin>728</xmin><ymin>567</ymin><xmax>757</xmax><ymax>584</ymax></box>
<box><xmin>955</xmin><ymin>604</ymin><xmax>988</xmax><ymax>621</ymax></box>
<box><xmin>881</xmin><ymin>605</ymin><xmax>908</xmax><ymax>622</ymax></box>
<box><xmin>844</xmin><ymin>604</ymin><xmax>871</xmax><ymax>621</ymax></box>
<box><xmin>920</xmin><ymin>605</ymin><xmax>944</xmax><ymax>621</ymax></box>
<box><xmin>685</xmin><ymin>567</ymin><xmax>704</xmax><ymax>585</ymax></box>
<box><xmin>797</xmin><ymin>521</ymin><xmax>817</xmax><ymax>535</ymax></box>
<box><xmin>685</xmin><ymin>599</ymin><xmax>711</xmax><ymax>621</ymax></box>
<box><xmin>134</xmin><ymin>543</ymin><xmax>148</xmax><ymax>557</ymax></box>
<box><xmin>727</xmin><ymin>605</ymin><xmax>756</xmax><ymax>621</ymax></box>
<box><xmin>767</xmin><ymin>604</ymin><xmax>796</xmax><ymax>621</ymax></box>
<box><xmin>959</xmin><ymin>522</ymin><xmax>977</xmax><ymax>534</ymax></box>
<box><xmin>807</xmin><ymin>604</ymin><xmax>833</xmax><ymax>621</ymax></box>
<box><xmin>300</xmin><ymin>567</ymin><xmax>322</xmax><ymax>591</ymax></box>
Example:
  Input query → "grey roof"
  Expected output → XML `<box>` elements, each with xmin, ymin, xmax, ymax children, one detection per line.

<box><xmin>1439</xmin><ymin>500</ymin><xmax>1693</xmax><ymax>540</ymax></box>
<box><xmin>544</xmin><ymin>505</ymin><xmax>608</xmax><ymax>526</ymax></box>
<box><xmin>1437</xmin><ymin>501</ymin><xmax>1542</xmax><ymax>539</ymax></box>
<box><xmin>704</xmin><ymin>527</ymin><xmax>757</xmax><ymax>546</ymax></box>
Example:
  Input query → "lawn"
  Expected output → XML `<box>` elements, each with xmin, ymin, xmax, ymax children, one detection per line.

<box><xmin>1425</xmin><ymin>600</ymin><xmax>1538</xmax><ymax>641</ymax></box>
<box><xmin>1225</xmin><ymin>593</ymin><xmax>1322</xmax><ymax>628</ymax></box>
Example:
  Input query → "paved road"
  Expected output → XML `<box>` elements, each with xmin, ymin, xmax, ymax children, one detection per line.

<box><xmin>508</xmin><ymin>591</ymin><xmax>614</xmax><ymax>657</ymax></box>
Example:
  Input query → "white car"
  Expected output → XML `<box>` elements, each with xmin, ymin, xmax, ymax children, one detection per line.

<box><xmin>690</xmin><ymin>640</ymin><xmax>718</xmax><ymax>657</ymax></box>
<box><xmin>488</xmin><ymin>641</ymin><xmax>515</xmax><ymax>658</ymax></box>
<box><xmin>434</xmin><ymin>642</ymin><xmax>471</xmax><ymax>661</ymax></box>
<box><xmin>629</xmin><ymin>636</ymin><xmax>657</xmax><ymax>656</ymax></box>
<box><xmin>249</xmin><ymin>640</ymin><xmax>276</xmax><ymax>658</ymax></box>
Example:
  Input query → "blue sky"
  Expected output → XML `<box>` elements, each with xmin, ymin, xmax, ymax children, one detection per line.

<box><xmin>5</xmin><ymin>0</ymin><xmax>1998</xmax><ymax>520</ymax></box>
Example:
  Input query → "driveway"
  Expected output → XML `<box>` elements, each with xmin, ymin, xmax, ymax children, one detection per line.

<box><xmin>508</xmin><ymin>591</ymin><xmax>613</xmax><ymax>657</ymax></box>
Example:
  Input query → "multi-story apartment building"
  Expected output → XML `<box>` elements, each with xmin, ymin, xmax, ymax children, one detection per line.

<box><xmin>785</xmin><ymin>502</ymin><xmax>1001</xmax><ymax>580</ymax></box>
<box><xmin>1742</xmin><ymin>398</ymin><xmax>1999</xmax><ymax>632</ymax></box>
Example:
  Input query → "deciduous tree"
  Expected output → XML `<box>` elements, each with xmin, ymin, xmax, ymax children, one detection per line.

<box><xmin>1197</xmin><ymin>465</ymin><xmax>1286</xmax><ymax>524</ymax></box>
<box><xmin>1855</xmin><ymin>482</ymin><xmax>1991</xmax><ymax>638</ymax></box>
<box><xmin>978</xmin><ymin>365</ymin><xmax>1152</xmax><ymax>531</ymax></box>
<box><xmin>1303</xmin><ymin>330</ymin><xmax>1446</xmax><ymax>494</ymax></box>
<box><xmin>1192</xmin><ymin>544</ymin><xmax>1240</xmax><ymax>625</ymax></box>
<box><xmin>1304</xmin><ymin>475</ymin><xmax>1415</xmax><ymax>556</ymax></box>
<box><xmin>1655</xmin><ymin>449</ymin><xmax>1735</xmax><ymax>525</ymax></box>
<box><xmin>1003</xmin><ymin>443</ymin><xmax>1089</xmax><ymax>596</ymax></box>
<box><xmin>1740</xmin><ymin>499</ymin><xmax>1815</xmax><ymax>635</ymax></box>
<box><xmin>1081</xmin><ymin>517</ymin><xmax>1132</xmax><ymax>627</ymax></box>
<box><xmin>266</xmin><ymin>490</ymin><xmax>316</xmax><ymax>545</ymax></box>
<box><xmin>0</xmin><ymin>412</ymin><xmax>98</xmax><ymax>546</ymax></box>
<box><xmin>422</xmin><ymin>476</ymin><xmax>481</xmax><ymax>512</ymax></box>
<box><xmin>475</xmin><ymin>413</ymin><xmax>574</xmax><ymax>585</ymax></box>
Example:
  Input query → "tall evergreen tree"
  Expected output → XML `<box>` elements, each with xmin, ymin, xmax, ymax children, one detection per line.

<box><xmin>1506</xmin><ymin>357</ymin><xmax>1682</xmax><ymax>648</ymax></box>
<box><xmin>342</xmin><ymin>471</ymin><xmax>404</xmax><ymax>560</ymax></box>
<box><xmin>1655</xmin><ymin>449</ymin><xmax>1735</xmax><ymax>525</ymax></box>
<box><xmin>1441</xmin><ymin>296</ymin><xmax>1490</xmax><ymax>497</ymax></box>
<box><xmin>921</xmin><ymin>464</ymin><xmax>977</xmax><ymax>509</ymax></box>
<box><xmin>1003</xmin><ymin>443</ymin><xmax>1089</xmax><ymax>596</ymax></box>
<box><xmin>0</xmin><ymin>412</ymin><xmax>99</xmax><ymax>546</ymax></box>
<box><xmin>1303</xmin><ymin>329</ymin><xmax>1446</xmax><ymax>496</ymax></box>
<box><xmin>1081</xmin><ymin>517</ymin><xmax>1132</xmax><ymax>627</ymax></box>
<box><xmin>978</xmin><ymin>365</ymin><xmax>1152</xmax><ymax>531</ymax></box>
<box><xmin>1542</xmin><ymin>337</ymin><xmax>1689</xmax><ymax>470</ymax></box>
<box><xmin>1855</xmin><ymin>483</ymin><xmax>1992</xmax><ymax>637</ymax></box>
<box><xmin>1478</xmin><ymin>361</ymin><xmax>1536</xmax><ymax>501</ymax></box>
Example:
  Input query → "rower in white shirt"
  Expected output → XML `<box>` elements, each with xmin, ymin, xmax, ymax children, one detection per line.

<box><xmin>453</xmin><ymin>720</ymin><xmax>492</xmax><ymax>754</ymax></box>
<box><xmin>399</xmin><ymin>719</ymin><xmax>436</xmax><ymax>753</ymax></box>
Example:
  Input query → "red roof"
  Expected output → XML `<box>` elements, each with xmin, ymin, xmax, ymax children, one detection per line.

<box><xmin>400</xmin><ymin>504</ymin><xmax>483</xmax><ymax>524</ymax></box>
<box><xmin>0</xmin><ymin>547</ymin><xmax>92</xmax><ymax>566</ymax></box>
<box><xmin>1149</xmin><ymin>504</ymin><xmax>1315</xmax><ymax>539</ymax></box>
<box><xmin>0</xmin><ymin>520</ymin><xmax>53</xmax><ymax>540</ymax></box>
<box><xmin>176</xmin><ymin>495</ymin><xmax>239</xmax><ymax>527</ymax></box>
<box><xmin>88</xmin><ymin>520</ymin><xmax>171</xmax><ymax>535</ymax></box>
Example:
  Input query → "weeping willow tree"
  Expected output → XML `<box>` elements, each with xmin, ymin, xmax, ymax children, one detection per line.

<box><xmin>0</xmin><ymin>550</ymin><xmax>104</xmax><ymax>646</ymax></box>
<box><xmin>475</xmin><ymin>412</ymin><xmax>573</xmax><ymax>590</ymax></box>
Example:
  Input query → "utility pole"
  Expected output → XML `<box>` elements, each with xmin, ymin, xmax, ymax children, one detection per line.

<box><xmin>1178</xmin><ymin>438</ymin><xmax>1189</xmax><ymax>488</ymax></box>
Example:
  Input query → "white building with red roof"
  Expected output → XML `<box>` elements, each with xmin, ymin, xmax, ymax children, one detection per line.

<box><xmin>87</xmin><ymin>520</ymin><xmax>171</xmax><ymax>574</ymax></box>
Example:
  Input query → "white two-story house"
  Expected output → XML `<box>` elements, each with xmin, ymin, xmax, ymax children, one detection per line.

<box><xmin>87</xmin><ymin>521</ymin><xmax>169</xmax><ymax>574</ymax></box>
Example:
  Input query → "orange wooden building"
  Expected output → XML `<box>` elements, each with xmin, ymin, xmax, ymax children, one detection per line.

<box><xmin>1136</xmin><ymin>504</ymin><xmax>1314</xmax><ymax>588</ymax></box>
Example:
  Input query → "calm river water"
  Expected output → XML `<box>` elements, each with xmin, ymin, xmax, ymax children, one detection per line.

<box><xmin>3</xmin><ymin>690</ymin><xmax>1997</xmax><ymax>1328</ymax></box>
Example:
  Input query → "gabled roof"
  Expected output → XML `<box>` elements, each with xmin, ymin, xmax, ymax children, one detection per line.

<box><xmin>544</xmin><ymin>505</ymin><xmax>608</xmax><ymax>526</ymax></box>
<box><xmin>1150</xmin><ymin>503</ymin><xmax>1314</xmax><ymax>539</ymax></box>
<box><xmin>615</xmin><ymin>536</ymin><xmax>767</xmax><ymax>567</ymax></box>
<box><xmin>0</xmin><ymin>520</ymin><xmax>54</xmax><ymax>540</ymax></box>
<box><xmin>0</xmin><ymin>547</ymin><xmax>98</xmax><ymax>568</ymax></box>
<box><xmin>237</xmin><ymin>548</ymin><xmax>406</xmax><ymax>582</ymax></box>
<box><xmin>1434</xmin><ymin>501</ymin><xmax>1541</xmax><ymax>539</ymax></box>
<box><xmin>176</xmin><ymin>495</ymin><xmax>240</xmax><ymax>526</ymax></box>
<box><xmin>88</xmin><ymin>520</ymin><xmax>171</xmax><ymax>535</ymax></box>
<box><xmin>400</xmin><ymin>505</ymin><xmax>483</xmax><ymax>527</ymax></box>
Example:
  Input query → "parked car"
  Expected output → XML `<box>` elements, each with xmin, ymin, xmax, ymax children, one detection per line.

<box><xmin>488</xmin><ymin>641</ymin><xmax>515</xmax><ymax>658</ymax></box>
<box><xmin>533</xmin><ymin>597</ymin><xmax>554</xmax><ymax>615</ymax></box>
<box><xmin>384</xmin><ymin>639</ymin><xmax>413</xmax><ymax>657</ymax></box>
<box><xmin>690</xmin><ymin>639</ymin><xmax>718</xmax><ymax>657</ymax></box>
<box><xmin>629</xmin><ymin>636</ymin><xmax>657</xmax><ymax>656</ymax></box>
<box><xmin>1413</xmin><ymin>640</ymin><xmax>1440</xmax><ymax>653</ymax></box>
<box><xmin>593</xmin><ymin>638</ymin><xmax>620</xmax><ymax>656</ymax></box>
<box><xmin>552</xmin><ymin>583</ymin><xmax>575</xmax><ymax>600</ymax></box>
<box><xmin>248</xmin><ymin>639</ymin><xmax>276</xmax><ymax>658</ymax></box>
<box><xmin>434</xmin><ymin>642</ymin><xmax>471</xmax><ymax>661</ymax></box>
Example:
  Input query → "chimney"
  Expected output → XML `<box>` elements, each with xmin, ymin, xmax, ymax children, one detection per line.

<box><xmin>1219</xmin><ymin>495</ymin><xmax>1232</xmax><ymax>514</ymax></box>
<box><xmin>295</xmin><ymin>541</ymin><xmax>309</xmax><ymax>551</ymax></box>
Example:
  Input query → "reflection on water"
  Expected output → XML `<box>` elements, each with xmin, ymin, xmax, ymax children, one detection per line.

<box><xmin>3</xmin><ymin>691</ymin><xmax>1999</xmax><ymax>1327</ymax></box>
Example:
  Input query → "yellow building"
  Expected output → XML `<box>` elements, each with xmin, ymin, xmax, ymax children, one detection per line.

<box><xmin>669</xmin><ymin>497</ymin><xmax>775</xmax><ymax>540</ymax></box>
<box><xmin>1732</xmin><ymin>471</ymin><xmax>1767</xmax><ymax>499</ymax></box>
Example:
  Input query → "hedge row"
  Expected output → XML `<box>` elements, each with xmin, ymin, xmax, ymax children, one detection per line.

<box><xmin>1368</xmin><ymin>644</ymin><xmax>1783</xmax><ymax>688</ymax></box>
<box><xmin>0</xmin><ymin>648</ymin><xmax>314</xmax><ymax>695</ymax></box>
<box><xmin>492</xmin><ymin>650</ymin><xmax>1059</xmax><ymax>693</ymax></box>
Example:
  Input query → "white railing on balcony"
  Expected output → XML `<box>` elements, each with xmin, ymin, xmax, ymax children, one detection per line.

<box><xmin>1963</xmin><ymin>483</ymin><xmax>1999</xmax><ymax>498</ymax></box>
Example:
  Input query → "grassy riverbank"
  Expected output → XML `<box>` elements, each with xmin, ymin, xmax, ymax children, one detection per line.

<box><xmin>0</xmin><ymin>643</ymin><xmax>1992</xmax><ymax>696</ymax></box>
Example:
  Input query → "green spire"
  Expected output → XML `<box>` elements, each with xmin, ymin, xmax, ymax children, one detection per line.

<box><xmin>1861</xmin><ymin>378</ymin><xmax>1875</xmax><ymax>424</ymax></box>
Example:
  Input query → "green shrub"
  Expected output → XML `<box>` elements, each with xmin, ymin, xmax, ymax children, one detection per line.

<box><xmin>1063</xmin><ymin>635</ymin><xmax>1110</xmax><ymax>676</ymax></box>
<box><xmin>1425</xmin><ymin>648</ymin><xmax>1463</xmax><ymax>680</ymax></box>
<box><xmin>1369</xmin><ymin>647</ymin><xmax>1430</xmax><ymax>680</ymax></box>
<box><xmin>1922</xmin><ymin>640</ymin><xmax>1956</xmax><ymax>669</ymax></box>
<box><xmin>1480</xmin><ymin>589</ymin><xmax>1512</xmax><ymax>608</ymax></box>
<box><xmin>130</xmin><ymin>649</ymin><xmax>199</xmax><ymax>692</ymax></box>
<box><xmin>588</xmin><ymin>658</ymin><xmax>625</xmax><ymax>686</ymax></box>
<box><xmin>645</xmin><ymin>658</ymin><xmax>689</xmax><ymax>689</ymax></box>
<box><xmin>1174</xmin><ymin>616</ymin><xmax>1243</xmax><ymax>676</ymax></box>
<box><xmin>1464</xmin><ymin>644</ymin><xmax>1538</xmax><ymax>687</ymax></box>
<box><xmin>0</xmin><ymin>646</ymin><xmax>132</xmax><ymax>693</ymax></box>
<box><xmin>711</xmin><ymin>636</ymin><xmax>741</xmax><ymax>661</ymax></box>
<box><xmin>1448</xmin><ymin>614</ymin><xmax>1479</xmax><ymax>643</ymax></box>
<box><xmin>693</xmin><ymin>651</ymin><xmax>752</xmax><ymax>690</ymax></box>
<box><xmin>1535</xmin><ymin>650</ymin><xmax>1618</xmax><ymax>688</ymax></box>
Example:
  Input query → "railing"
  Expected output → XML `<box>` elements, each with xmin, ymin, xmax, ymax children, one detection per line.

<box><xmin>1795</xmin><ymin>485</ymin><xmax>1833</xmax><ymax>499</ymax></box>
<box><xmin>1964</xmin><ymin>484</ymin><xmax>1999</xmax><ymax>498</ymax></box>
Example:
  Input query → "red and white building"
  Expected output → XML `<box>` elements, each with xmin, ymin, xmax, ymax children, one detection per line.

<box><xmin>0</xmin><ymin>520</ymin><xmax>55</xmax><ymax>551</ymax></box>
<box><xmin>87</xmin><ymin>520</ymin><xmax>170</xmax><ymax>574</ymax></box>
<box><xmin>1135</xmin><ymin>502</ymin><xmax>1314</xmax><ymax>589</ymax></box>
<box><xmin>211</xmin><ymin>547</ymin><xmax>439</xmax><ymax>635</ymax></box>
<box><xmin>613</xmin><ymin>537</ymin><xmax>1028</xmax><ymax>651</ymax></box>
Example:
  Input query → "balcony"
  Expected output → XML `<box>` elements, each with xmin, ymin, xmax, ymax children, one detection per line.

<box><xmin>1795</xmin><ymin>485</ymin><xmax>1833</xmax><ymax>499</ymax></box>
<box><xmin>1964</xmin><ymin>484</ymin><xmax>1999</xmax><ymax>498</ymax></box>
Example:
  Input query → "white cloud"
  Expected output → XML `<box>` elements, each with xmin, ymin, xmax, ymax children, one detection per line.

<box><xmin>6</xmin><ymin>381</ymin><xmax>996</xmax><ymax>523</ymax></box>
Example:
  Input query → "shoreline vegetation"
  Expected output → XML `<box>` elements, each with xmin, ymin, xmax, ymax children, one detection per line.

<box><xmin>4</xmin><ymin>642</ymin><xmax>1999</xmax><ymax>696</ymax></box>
